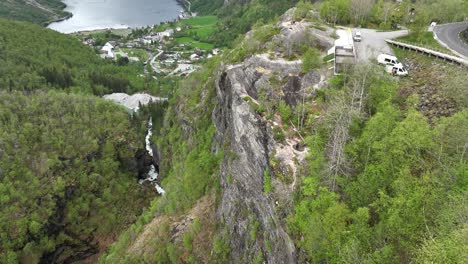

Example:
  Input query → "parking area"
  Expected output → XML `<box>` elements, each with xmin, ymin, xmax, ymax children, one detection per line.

<box><xmin>352</xmin><ymin>28</ymin><xmax>409</xmax><ymax>62</ymax></box>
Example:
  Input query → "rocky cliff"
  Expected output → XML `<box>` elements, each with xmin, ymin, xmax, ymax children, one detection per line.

<box><xmin>208</xmin><ymin>10</ymin><xmax>336</xmax><ymax>261</ymax></box>
<box><xmin>212</xmin><ymin>49</ymin><xmax>326</xmax><ymax>262</ymax></box>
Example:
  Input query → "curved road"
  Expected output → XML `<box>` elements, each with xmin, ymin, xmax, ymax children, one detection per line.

<box><xmin>434</xmin><ymin>22</ymin><xmax>468</xmax><ymax>59</ymax></box>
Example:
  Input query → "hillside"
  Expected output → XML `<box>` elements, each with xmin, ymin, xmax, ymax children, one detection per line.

<box><xmin>191</xmin><ymin>0</ymin><xmax>299</xmax><ymax>46</ymax></box>
<box><xmin>0</xmin><ymin>0</ymin><xmax>467</xmax><ymax>263</ymax></box>
<box><xmin>0</xmin><ymin>0</ymin><xmax>69</xmax><ymax>25</ymax></box>
<box><xmin>0</xmin><ymin>19</ymin><xmax>161</xmax><ymax>263</ymax></box>
<box><xmin>0</xmin><ymin>91</ymin><xmax>159</xmax><ymax>263</ymax></box>
<box><xmin>0</xmin><ymin>19</ymin><xmax>151</xmax><ymax>95</ymax></box>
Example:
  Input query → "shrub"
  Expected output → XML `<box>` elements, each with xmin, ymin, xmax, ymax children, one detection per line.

<box><xmin>263</xmin><ymin>169</ymin><xmax>273</xmax><ymax>193</ymax></box>
<box><xmin>273</xmin><ymin>126</ymin><xmax>286</xmax><ymax>142</ymax></box>
<box><xmin>293</xmin><ymin>1</ymin><xmax>314</xmax><ymax>22</ymax></box>
<box><xmin>302</xmin><ymin>47</ymin><xmax>321</xmax><ymax>73</ymax></box>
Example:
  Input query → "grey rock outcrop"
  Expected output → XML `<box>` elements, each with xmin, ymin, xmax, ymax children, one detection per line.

<box><xmin>276</xmin><ymin>12</ymin><xmax>335</xmax><ymax>52</ymax></box>
<box><xmin>212</xmin><ymin>52</ymin><xmax>322</xmax><ymax>263</ymax></box>
<box><xmin>213</xmin><ymin>64</ymin><xmax>296</xmax><ymax>264</ymax></box>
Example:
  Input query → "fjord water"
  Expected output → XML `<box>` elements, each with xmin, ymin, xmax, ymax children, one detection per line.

<box><xmin>48</xmin><ymin>0</ymin><xmax>181</xmax><ymax>33</ymax></box>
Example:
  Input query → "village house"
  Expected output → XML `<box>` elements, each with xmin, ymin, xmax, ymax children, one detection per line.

<box><xmin>156</xmin><ymin>29</ymin><xmax>174</xmax><ymax>39</ymax></box>
<box><xmin>100</xmin><ymin>42</ymin><xmax>115</xmax><ymax>59</ymax></box>
<box><xmin>190</xmin><ymin>53</ymin><xmax>200</xmax><ymax>61</ymax></box>
<box><xmin>141</xmin><ymin>37</ymin><xmax>152</xmax><ymax>45</ymax></box>
<box><xmin>82</xmin><ymin>37</ymin><xmax>95</xmax><ymax>46</ymax></box>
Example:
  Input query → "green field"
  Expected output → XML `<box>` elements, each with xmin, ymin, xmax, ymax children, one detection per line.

<box><xmin>179</xmin><ymin>16</ymin><xmax>218</xmax><ymax>39</ymax></box>
<box><xmin>120</xmin><ymin>48</ymin><xmax>149</xmax><ymax>61</ymax></box>
<box><xmin>175</xmin><ymin>36</ymin><xmax>214</xmax><ymax>50</ymax></box>
<box><xmin>180</xmin><ymin>16</ymin><xmax>218</xmax><ymax>26</ymax></box>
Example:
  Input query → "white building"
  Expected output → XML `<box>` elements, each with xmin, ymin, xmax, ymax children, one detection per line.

<box><xmin>190</xmin><ymin>54</ymin><xmax>200</xmax><ymax>61</ymax></box>
<box><xmin>100</xmin><ymin>42</ymin><xmax>115</xmax><ymax>59</ymax></box>
<box><xmin>332</xmin><ymin>29</ymin><xmax>356</xmax><ymax>75</ymax></box>
<box><xmin>156</xmin><ymin>29</ymin><xmax>175</xmax><ymax>38</ymax></box>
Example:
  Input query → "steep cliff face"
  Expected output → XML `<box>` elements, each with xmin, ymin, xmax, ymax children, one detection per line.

<box><xmin>212</xmin><ymin>50</ymin><xmax>324</xmax><ymax>262</ymax></box>
<box><xmin>213</xmin><ymin>62</ymin><xmax>295</xmax><ymax>263</ymax></box>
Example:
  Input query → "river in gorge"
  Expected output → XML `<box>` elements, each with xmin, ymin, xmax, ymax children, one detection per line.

<box><xmin>139</xmin><ymin>117</ymin><xmax>166</xmax><ymax>194</ymax></box>
<box><xmin>48</xmin><ymin>0</ymin><xmax>182</xmax><ymax>33</ymax></box>
<box><xmin>102</xmin><ymin>93</ymin><xmax>168</xmax><ymax>194</ymax></box>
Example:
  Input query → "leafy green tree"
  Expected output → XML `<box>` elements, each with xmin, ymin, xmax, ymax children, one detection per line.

<box><xmin>320</xmin><ymin>0</ymin><xmax>350</xmax><ymax>25</ymax></box>
<box><xmin>302</xmin><ymin>47</ymin><xmax>321</xmax><ymax>73</ymax></box>
<box><xmin>293</xmin><ymin>0</ymin><xmax>314</xmax><ymax>21</ymax></box>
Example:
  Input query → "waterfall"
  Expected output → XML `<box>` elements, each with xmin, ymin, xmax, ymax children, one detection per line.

<box><xmin>139</xmin><ymin>117</ymin><xmax>166</xmax><ymax>194</ymax></box>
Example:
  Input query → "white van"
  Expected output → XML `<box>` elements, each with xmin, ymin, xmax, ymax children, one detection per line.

<box><xmin>353</xmin><ymin>31</ymin><xmax>362</xmax><ymax>42</ymax></box>
<box><xmin>385</xmin><ymin>64</ymin><xmax>408</xmax><ymax>76</ymax></box>
<box><xmin>377</xmin><ymin>54</ymin><xmax>401</xmax><ymax>66</ymax></box>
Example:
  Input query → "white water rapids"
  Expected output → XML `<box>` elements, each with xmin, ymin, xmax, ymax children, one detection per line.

<box><xmin>103</xmin><ymin>93</ymin><xmax>167</xmax><ymax>194</ymax></box>
<box><xmin>139</xmin><ymin>117</ymin><xmax>165</xmax><ymax>194</ymax></box>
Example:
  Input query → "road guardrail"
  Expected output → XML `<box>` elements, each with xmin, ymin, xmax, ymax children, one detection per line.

<box><xmin>385</xmin><ymin>39</ymin><xmax>468</xmax><ymax>66</ymax></box>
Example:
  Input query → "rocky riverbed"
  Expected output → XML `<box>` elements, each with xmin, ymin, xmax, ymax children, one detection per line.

<box><xmin>103</xmin><ymin>93</ymin><xmax>167</xmax><ymax>112</ymax></box>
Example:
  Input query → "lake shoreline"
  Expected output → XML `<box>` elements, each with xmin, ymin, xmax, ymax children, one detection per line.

<box><xmin>44</xmin><ymin>12</ymin><xmax>73</xmax><ymax>28</ymax></box>
<box><xmin>48</xmin><ymin>0</ymin><xmax>188</xmax><ymax>34</ymax></box>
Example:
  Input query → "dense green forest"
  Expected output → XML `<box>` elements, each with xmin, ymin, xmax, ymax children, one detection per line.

<box><xmin>288</xmin><ymin>62</ymin><xmax>467</xmax><ymax>263</ymax></box>
<box><xmin>0</xmin><ymin>0</ymin><xmax>68</xmax><ymax>25</ymax></box>
<box><xmin>0</xmin><ymin>91</ymin><xmax>155</xmax><ymax>263</ymax></box>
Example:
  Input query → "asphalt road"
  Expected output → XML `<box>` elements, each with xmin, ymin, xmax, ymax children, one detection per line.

<box><xmin>434</xmin><ymin>22</ymin><xmax>468</xmax><ymax>59</ymax></box>
<box><xmin>352</xmin><ymin>28</ymin><xmax>409</xmax><ymax>62</ymax></box>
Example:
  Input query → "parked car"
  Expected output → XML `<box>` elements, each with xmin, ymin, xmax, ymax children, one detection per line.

<box><xmin>377</xmin><ymin>54</ymin><xmax>401</xmax><ymax>66</ymax></box>
<box><xmin>353</xmin><ymin>31</ymin><xmax>362</xmax><ymax>42</ymax></box>
<box><xmin>386</xmin><ymin>64</ymin><xmax>408</xmax><ymax>76</ymax></box>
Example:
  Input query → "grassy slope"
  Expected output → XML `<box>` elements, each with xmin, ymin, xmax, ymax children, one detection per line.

<box><xmin>174</xmin><ymin>16</ymin><xmax>218</xmax><ymax>50</ymax></box>
<box><xmin>175</xmin><ymin>36</ymin><xmax>214</xmax><ymax>50</ymax></box>
<box><xmin>181</xmin><ymin>16</ymin><xmax>218</xmax><ymax>38</ymax></box>
<box><xmin>396</xmin><ymin>32</ymin><xmax>453</xmax><ymax>54</ymax></box>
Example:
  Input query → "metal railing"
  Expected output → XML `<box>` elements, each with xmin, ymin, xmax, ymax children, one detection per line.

<box><xmin>385</xmin><ymin>39</ymin><xmax>468</xmax><ymax>66</ymax></box>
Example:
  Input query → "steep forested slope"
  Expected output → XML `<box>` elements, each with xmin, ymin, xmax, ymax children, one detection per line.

<box><xmin>101</xmin><ymin>57</ymin><xmax>224</xmax><ymax>264</ymax></box>
<box><xmin>0</xmin><ymin>19</ymin><xmax>158</xmax><ymax>263</ymax></box>
<box><xmin>0</xmin><ymin>91</ymin><xmax>155</xmax><ymax>263</ymax></box>
<box><xmin>287</xmin><ymin>62</ymin><xmax>468</xmax><ymax>263</ymax></box>
<box><xmin>0</xmin><ymin>0</ymin><xmax>68</xmax><ymax>25</ymax></box>
<box><xmin>0</xmin><ymin>19</ymin><xmax>150</xmax><ymax>95</ymax></box>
